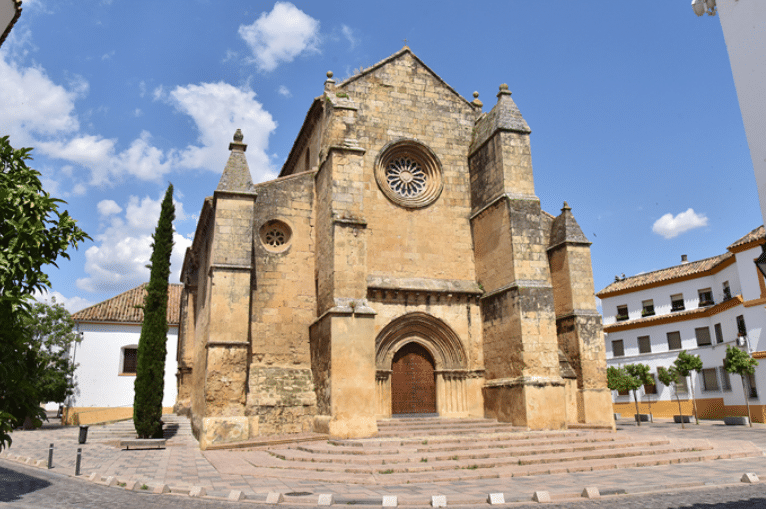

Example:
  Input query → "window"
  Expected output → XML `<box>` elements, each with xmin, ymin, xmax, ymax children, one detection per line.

<box><xmin>746</xmin><ymin>373</ymin><xmax>758</xmax><ymax>399</ymax></box>
<box><xmin>641</xmin><ymin>300</ymin><xmax>654</xmax><ymax>317</ymax></box>
<box><xmin>612</xmin><ymin>339</ymin><xmax>625</xmax><ymax>357</ymax></box>
<box><xmin>698</xmin><ymin>288</ymin><xmax>714</xmax><ymax>307</ymax></box>
<box><xmin>670</xmin><ymin>294</ymin><xmax>685</xmax><ymax>312</ymax></box>
<box><xmin>643</xmin><ymin>374</ymin><xmax>657</xmax><ymax>395</ymax></box>
<box><xmin>723</xmin><ymin>281</ymin><xmax>732</xmax><ymax>301</ymax></box>
<box><xmin>695</xmin><ymin>327</ymin><xmax>712</xmax><ymax>347</ymax></box>
<box><xmin>719</xmin><ymin>367</ymin><xmax>732</xmax><ymax>391</ymax></box>
<box><xmin>638</xmin><ymin>336</ymin><xmax>651</xmax><ymax>354</ymax></box>
<box><xmin>616</xmin><ymin>305</ymin><xmax>629</xmax><ymax>322</ymax></box>
<box><xmin>375</xmin><ymin>140</ymin><xmax>443</xmax><ymax>209</ymax></box>
<box><xmin>702</xmin><ymin>368</ymin><xmax>719</xmax><ymax>391</ymax></box>
<box><xmin>120</xmin><ymin>346</ymin><xmax>138</xmax><ymax>375</ymax></box>
<box><xmin>714</xmin><ymin>323</ymin><xmax>724</xmax><ymax>344</ymax></box>
<box><xmin>675</xmin><ymin>374</ymin><xmax>689</xmax><ymax>394</ymax></box>
<box><xmin>617</xmin><ymin>388</ymin><xmax>629</xmax><ymax>396</ymax></box>
<box><xmin>737</xmin><ymin>315</ymin><xmax>747</xmax><ymax>337</ymax></box>
<box><xmin>667</xmin><ymin>331</ymin><xmax>682</xmax><ymax>350</ymax></box>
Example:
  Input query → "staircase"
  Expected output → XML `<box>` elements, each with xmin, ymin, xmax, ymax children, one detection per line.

<box><xmin>208</xmin><ymin>417</ymin><xmax>761</xmax><ymax>485</ymax></box>
<box><xmin>83</xmin><ymin>414</ymin><xmax>195</xmax><ymax>442</ymax></box>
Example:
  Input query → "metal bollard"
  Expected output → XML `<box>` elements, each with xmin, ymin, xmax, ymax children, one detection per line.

<box><xmin>75</xmin><ymin>448</ymin><xmax>82</xmax><ymax>476</ymax></box>
<box><xmin>47</xmin><ymin>443</ymin><xmax>53</xmax><ymax>469</ymax></box>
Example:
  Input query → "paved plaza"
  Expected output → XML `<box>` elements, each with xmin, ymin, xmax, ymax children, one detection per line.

<box><xmin>3</xmin><ymin>415</ymin><xmax>766</xmax><ymax>507</ymax></box>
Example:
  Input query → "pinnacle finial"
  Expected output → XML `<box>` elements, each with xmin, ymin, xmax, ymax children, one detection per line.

<box><xmin>562</xmin><ymin>201</ymin><xmax>571</xmax><ymax>212</ymax></box>
<box><xmin>497</xmin><ymin>83</ymin><xmax>512</xmax><ymax>99</ymax></box>
<box><xmin>229</xmin><ymin>129</ymin><xmax>247</xmax><ymax>152</ymax></box>
<box><xmin>471</xmin><ymin>91</ymin><xmax>483</xmax><ymax>109</ymax></box>
<box><xmin>326</xmin><ymin>71</ymin><xmax>333</xmax><ymax>79</ymax></box>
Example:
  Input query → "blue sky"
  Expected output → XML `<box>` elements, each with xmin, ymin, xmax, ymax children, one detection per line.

<box><xmin>2</xmin><ymin>0</ymin><xmax>759</xmax><ymax>312</ymax></box>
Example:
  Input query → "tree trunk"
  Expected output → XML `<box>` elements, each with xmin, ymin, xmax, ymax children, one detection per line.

<box><xmin>675</xmin><ymin>387</ymin><xmax>685</xmax><ymax>429</ymax></box>
<box><xmin>688</xmin><ymin>375</ymin><xmax>699</xmax><ymax>425</ymax></box>
<box><xmin>742</xmin><ymin>376</ymin><xmax>753</xmax><ymax>427</ymax></box>
<box><xmin>632</xmin><ymin>390</ymin><xmax>641</xmax><ymax>426</ymax></box>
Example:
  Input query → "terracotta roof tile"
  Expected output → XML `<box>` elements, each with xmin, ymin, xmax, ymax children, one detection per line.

<box><xmin>597</xmin><ymin>252</ymin><xmax>733</xmax><ymax>297</ymax></box>
<box><xmin>72</xmin><ymin>284</ymin><xmax>183</xmax><ymax>325</ymax></box>
<box><xmin>728</xmin><ymin>225</ymin><xmax>765</xmax><ymax>250</ymax></box>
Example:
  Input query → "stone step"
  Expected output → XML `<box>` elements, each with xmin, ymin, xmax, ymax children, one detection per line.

<box><xmin>279</xmin><ymin>437</ymin><xmax>672</xmax><ymax>466</ymax></box>
<box><xmin>328</xmin><ymin>431</ymin><xmax>620</xmax><ymax>450</ymax></box>
<box><xmin>216</xmin><ymin>439</ymin><xmax>749</xmax><ymax>485</ymax></box>
<box><xmin>267</xmin><ymin>440</ymin><xmax>693</xmax><ymax>473</ymax></box>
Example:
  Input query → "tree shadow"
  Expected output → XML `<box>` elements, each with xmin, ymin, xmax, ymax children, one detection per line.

<box><xmin>0</xmin><ymin>464</ymin><xmax>51</xmax><ymax>502</ymax></box>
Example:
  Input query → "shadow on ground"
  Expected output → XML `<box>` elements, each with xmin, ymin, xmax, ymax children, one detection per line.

<box><xmin>0</xmin><ymin>464</ymin><xmax>51</xmax><ymax>502</ymax></box>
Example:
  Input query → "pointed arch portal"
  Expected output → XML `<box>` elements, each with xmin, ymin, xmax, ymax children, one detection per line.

<box><xmin>375</xmin><ymin>312</ymin><xmax>469</xmax><ymax>418</ymax></box>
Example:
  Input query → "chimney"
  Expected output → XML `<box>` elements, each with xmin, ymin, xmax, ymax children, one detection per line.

<box><xmin>681</xmin><ymin>255</ymin><xmax>688</xmax><ymax>263</ymax></box>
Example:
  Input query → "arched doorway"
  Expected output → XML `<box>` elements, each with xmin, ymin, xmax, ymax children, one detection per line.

<box><xmin>391</xmin><ymin>342</ymin><xmax>436</xmax><ymax>415</ymax></box>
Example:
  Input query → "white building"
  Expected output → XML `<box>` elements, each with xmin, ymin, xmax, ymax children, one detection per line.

<box><xmin>597</xmin><ymin>226</ymin><xmax>766</xmax><ymax>421</ymax></box>
<box><xmin>694</xmin><ymin>0</ymin><xmax>766</xmax><ymax>227</ymax></box>
<box><xmin>67</xmin><ymin>283</ymin><xmax>182</xmax><ymax>425</ymax></box>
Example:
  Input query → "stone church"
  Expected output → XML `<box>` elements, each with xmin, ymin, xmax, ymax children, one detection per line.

<box><xmin>175</xmin><ymin>48</ymin><xmax>614</xmax><ymax>449</ymax></box>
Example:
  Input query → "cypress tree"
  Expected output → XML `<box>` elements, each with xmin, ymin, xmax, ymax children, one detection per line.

<box><xmin>133</xmin><ymin>184</ymin><xmax>175</xmax><ymax>438</ymax></box>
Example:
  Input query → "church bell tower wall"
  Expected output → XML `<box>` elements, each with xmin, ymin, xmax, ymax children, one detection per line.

<box><xmin>469</xmin><ymin>90</ymin><xmax>566</xmax><ymax>429</ymax></box>
<box><xmin>247</xmin><ymin>172</ymin><xmax>318</xmax><ymax>436</ymax></box>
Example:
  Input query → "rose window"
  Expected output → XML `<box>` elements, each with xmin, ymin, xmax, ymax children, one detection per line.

<box><xmin>375</xmin><ymin>140</ymin><xmax>443</xmax><ymax>209</ymax></box>
<box><xmin>259</xmin><ymin>220</ymin><xmax>292</xmax><ymax>253</ymax></box>
<box><xmin>264</xmin><ymin>228</ymin><xmax>286</xmax><ymax>247</ymax></box>
<box><xmin>386</xmin><ymin>157</ymin><xmax>427</xmax><ymax>198</ymax></box>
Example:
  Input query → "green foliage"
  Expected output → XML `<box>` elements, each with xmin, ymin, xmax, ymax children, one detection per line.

<box><xmin>625</xmin><ymin>363</ymin><xmax>653</xmax><ymax>386</ymax></box>
<box><xmin>672</xmin><ymin>350</ymin><xmax>703</xmax><ymax>425</ymax></box>
<box><xmin>606</xmin><ymin>366</ymin><xmax>643</xmax><ymax>393</ymax></box>
<box><xmin>673</xmin><ymin>350</ymin><xmax>703</xmax><ymax>377</ymax></box>
<box><xmin>724</xmin><ymin>345</ymin><xmax>758</xmax><ymax>426</ymax></box>
<box><xmin>656</xmin><ymin>366</ymin><xmax>678</xmax><ymax>387</ymax></box>
<box><xmin>24</xmin><ymin>300</ymin><xmax>81</xmax><ymax>403</ymax></box>
<box><xmin>0</xmin><ymin>137</ymin><xmax>89</xmax><ymax>450</ymax></box>
<box><xmin>724</xmin><ymin>345</ymin><xmax>758</xmax><ymax>377</ymax></box>
<box><xmin>133</xmin><ymin>184</ymin><xmax>175</xmax><ymax>439</ymax></box>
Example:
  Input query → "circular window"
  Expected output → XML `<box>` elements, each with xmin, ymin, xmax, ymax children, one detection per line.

<box><xmin>375</xmin><ymin>140</ymin><xmax>442</xmax><ymax>209</ymax></box>
<box><xmin>259</xmin><ymin>220</ymin><xmax>292</xmax><ymax>253</ymax></box>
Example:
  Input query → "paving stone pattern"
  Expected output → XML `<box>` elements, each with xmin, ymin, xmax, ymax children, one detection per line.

<box><xmin>3</xmin><ymin>415</ymin><xmax>766</xmax><ymax>507</ymax></box>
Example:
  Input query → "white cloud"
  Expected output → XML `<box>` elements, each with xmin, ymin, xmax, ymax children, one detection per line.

<box><xmin>152</xmin><ymin>84</ymin><xmax>166</xmax><ymax>101</ymax></box>
<box><xmin>652</xmin><ymin>208</ymin><xmax>709</xmax><ymax>239</ymax></box>
<box><xmin>97</xmin><ymin>199</ymin><xmax>122</xmax><ymax>217</ymax></box>
<box><xmin>238</xmin><ymin>2</ymin><xmax>320</xmax><ymax>72</ymax></box>
<box><xmin>133</xmin><ymin>108</ymin><xmax>143</xmax><ymax>117</ymax></box>
<box><xmin>101</xmin><ymin>50</ymin><xmax>115</xmax><ymax>61</ymax></box>
<box><xmin>170</xmin><ymin>82</ymin><xmax>277</xmax><ymax>182</ymax></box>
<box><xmin>278</xmin><ymin>85</ymin><xmax>291</xmax><ymax>98</ymax></box>
<box><xmin>0</xmin><ymin>54</ymin><xmax>80</xmax><ymax>144</ymax></box>
<box><xmin>341</xmin><ymin>25</ymin><xmax>357</xmax><ymax>49</ymax></box>
<box><xmin>34</xmin><ymin>289</ymin><xmax>95</xmax><ymax>314</ymax></box>
<box><xmin>77</xmin><ymin>193</ymin><xmax>190</xmax><ymax>294</ymax></box>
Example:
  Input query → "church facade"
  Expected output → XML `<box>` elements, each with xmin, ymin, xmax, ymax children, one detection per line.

<box><xmin>176</xmin><ymin>48</ymin><xmax>614</xmax><ymax>449</ymax></box>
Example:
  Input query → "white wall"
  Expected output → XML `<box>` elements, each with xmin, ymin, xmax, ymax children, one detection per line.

<box><xmin>602</xmin><ymin>264</ymin><xmax>740</xmax><ymax>325</ymax></box>
<box><xmin>717</xmin><ymin>0</ymin><xmax>766</xmax><ymax>226</ymax></box>
<box><xmin>69</xmin><ymin>322</ymin><xmax>178</xmax><ymax>408</ymax></box>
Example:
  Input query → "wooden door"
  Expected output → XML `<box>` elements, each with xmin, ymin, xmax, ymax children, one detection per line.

<box><xmin>391</xmin><ymin>342</ymin><xmax>436</xmax><ymax>414</ymax></box>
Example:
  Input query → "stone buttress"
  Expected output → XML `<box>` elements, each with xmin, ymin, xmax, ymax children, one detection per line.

<box><xmin>469</xmin><ymin>85</ymin><xmax>567</xmax><ymax>429</ymax></box>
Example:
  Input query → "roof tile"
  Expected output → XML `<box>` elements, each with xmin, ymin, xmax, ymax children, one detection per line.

<box><xmin>72</xmin><ymin>284</ymin><xmax>183</xmax><ymax>325</ymax></box>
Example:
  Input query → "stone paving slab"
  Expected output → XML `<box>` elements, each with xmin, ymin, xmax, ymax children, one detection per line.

<box><xmin>3</xmin><ymin>416</ymin><xmax>766</xmax><ymax>506</ymax></box>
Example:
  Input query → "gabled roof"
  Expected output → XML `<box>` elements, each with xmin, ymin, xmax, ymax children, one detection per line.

<box><xmin>597</xmin><ymin>253</ymin><xmax>733</xmax><ymax>298</ymax></box>
<box><xmin>337</xmin><ymin>46</ymin><xmax>473</xmax><ymax>108</ymax></box>
<box><xmin>72</xmin><ymin>284</ymin><xmax>183</xmax><ymax>325</ymax></box>
<box><xmin>597</xmin><ymin>226</ymin><xmax>764</xmax><ymax>298</ymax></box>
<box><xmin>728</xmin><ymin>225</ymin><xmax>765</xmax><ymax>252</ymax></box>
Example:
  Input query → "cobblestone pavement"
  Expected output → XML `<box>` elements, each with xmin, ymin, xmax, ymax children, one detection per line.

<box><xmin>3</xmin><ymin>416</ymin><xmax>766</xmax><ymax>507</ymax></box>
<box><xmin>5</xmin><ymin>460</ymin><xmax>766</xmax><ymax>508</ymax></box>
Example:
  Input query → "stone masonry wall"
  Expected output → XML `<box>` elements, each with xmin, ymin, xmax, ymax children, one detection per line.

<box><xmin>336</xmin><ymin>52</ymin><xmax>479</xmax><ymax>284</ymax></box>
